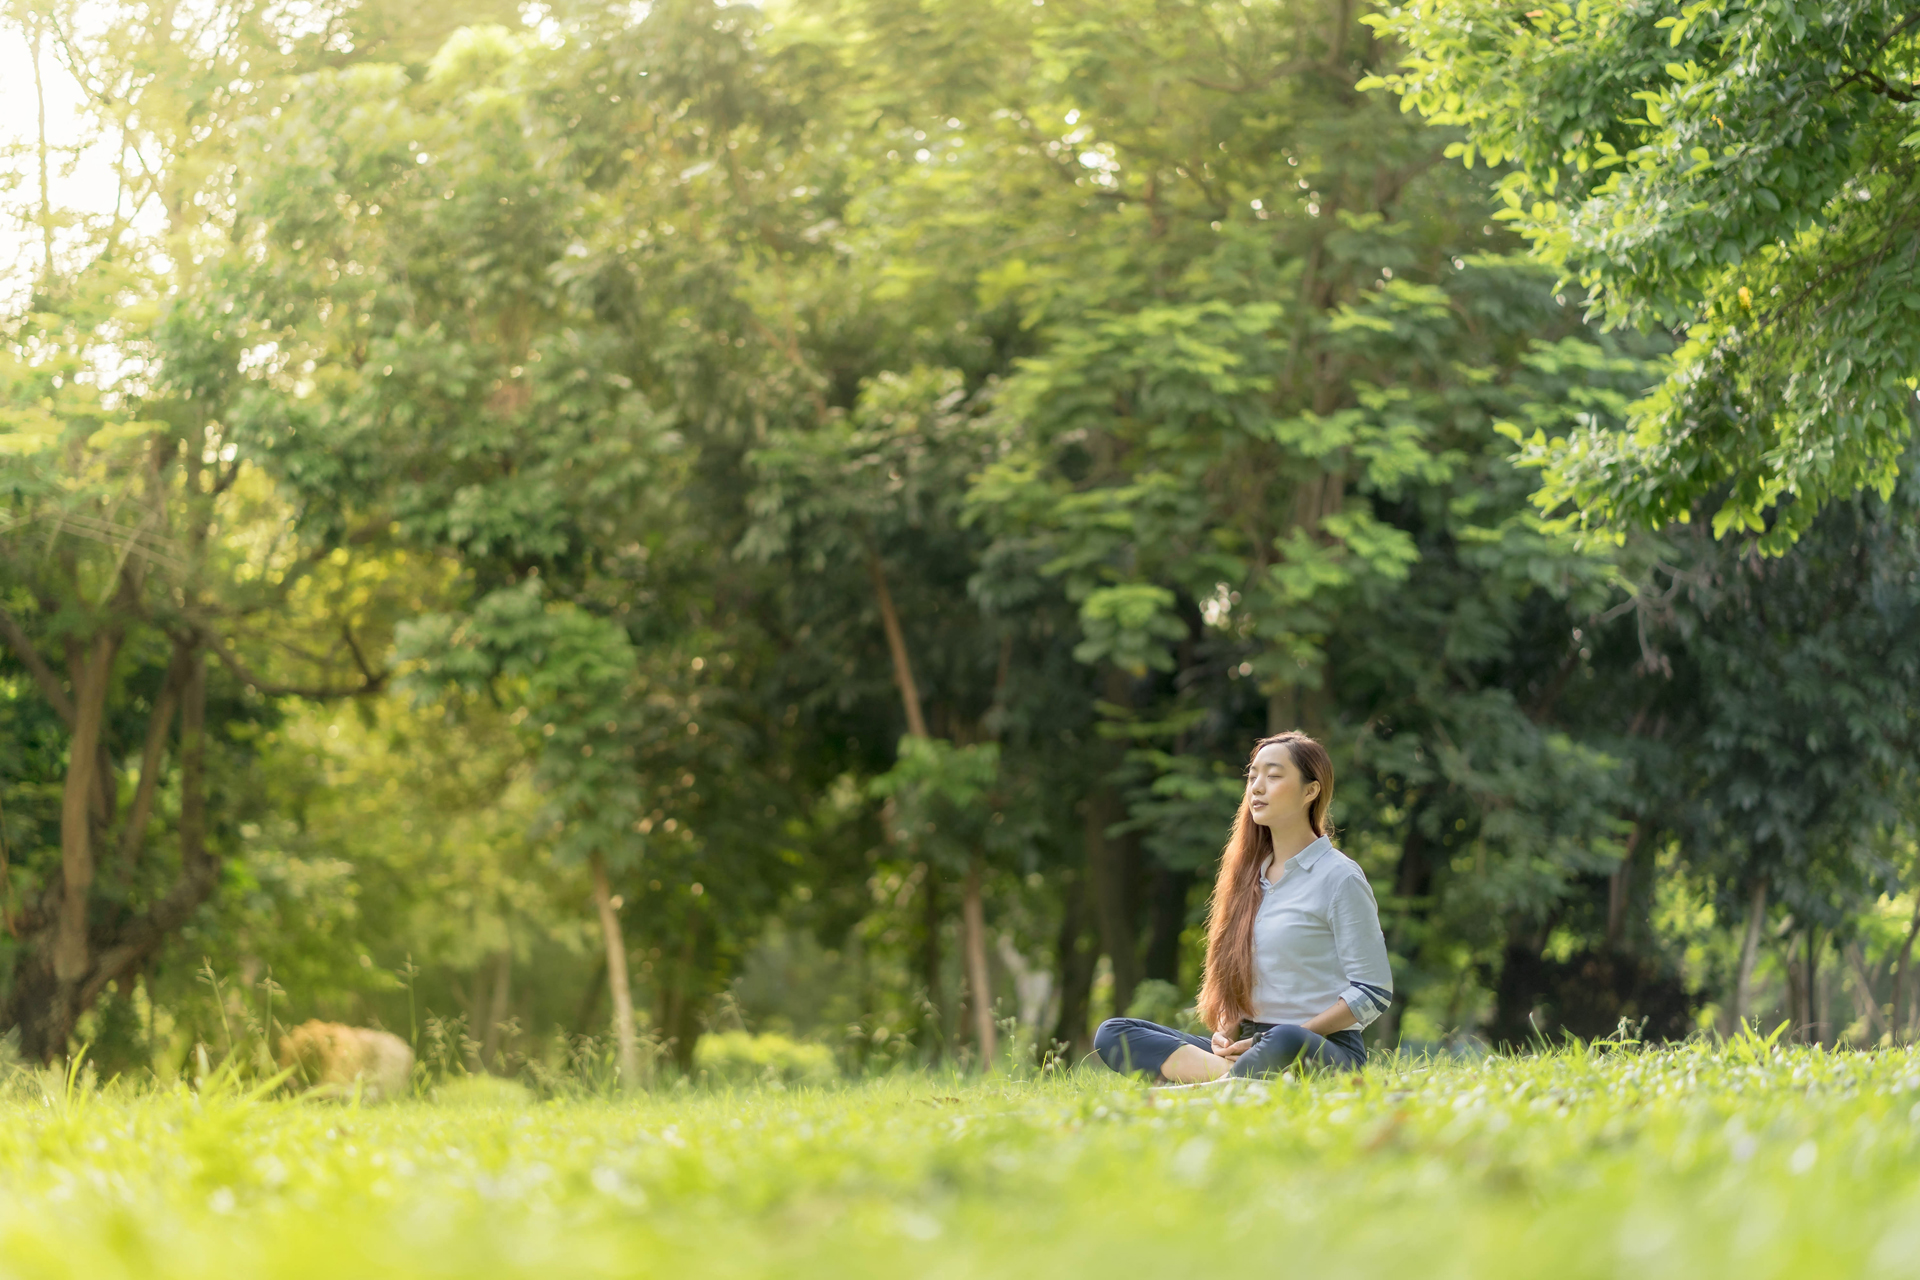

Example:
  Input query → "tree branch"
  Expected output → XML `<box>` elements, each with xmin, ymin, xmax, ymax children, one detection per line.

<box><xmin>1832</xmin><ymin>12</ymin><xmax>1920</xmax><ymax>104</ymax></box>
<box><xmin>866</xmin><ymin>541</ymin><xmax>930</xmax><ymax>739</ymax></box>
<box><xmin>53</xmin><ymin>633</ymin><xmax>116</xmax><ymax>984</ymax></box>
<box><xmin>1845</xmin><ymin>66</ymin><xmax>1919</xmax><ymax>103</ymax></box>
<box><xmin>341</xmin><ymin>624</ymin><xmax>379</xmax><ymax>686</ymax></box>
<box><xmin>83</xmin><ymin>649</ymin><xmax>218</xmax><ymax>1007</ymax></box>
<box><xmin>206</xmin><ymin>633</ymin><xmax>387</xmax><ymax>699</ymax></box>
<box><xmin>114</xmin><ymin>645</ymin><xmax>191</xmax><ymax>872</ymax></box>
<box><xmin>0</xmin><ymin>607</ymin><xmax>76</xmax><ymax>726</ymax></box>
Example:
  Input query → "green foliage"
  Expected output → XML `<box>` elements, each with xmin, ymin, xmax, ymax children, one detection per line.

<box><xmin>398</xmin><ymin>582</ymin><xmax>643</xmax><ymax>869</ymax></box>
<box><xmin>1616</xmin><ymin>458</ymin><xmax>1920</xmax><ymax>922</ymax></box>
<box><xmin>693</xmin><ymin>1029</ymin><xmax>840</xmax><ymax>1086</ymax></box>
<box><xmin>429</xmin><ymin>1074</ymin><xmax>536</xmax><ymax>1109</ymax></box>
<box><xmin>1365</xmin><ymin>0</ymin><xmax>1920</xmax><ymax>548</ymax></box>
<box><xmin>742</xmin><ymin>368</ymin><xmax>995</xmax><ymax>569</ymax></box>
<box><xmin>1121</xmin><ymin>977</ymin><xmax>1205</xmax><ymax>1033</ymax></box>
<box><xmin>8</xmin><ymin>0</ymin><xmax>1920</xmax><ymax>1079</ymax></box>
<box><xmin>870</xmin><ymin>737</ymin><xmax>1004</xmax><ymax>877</ymax></box>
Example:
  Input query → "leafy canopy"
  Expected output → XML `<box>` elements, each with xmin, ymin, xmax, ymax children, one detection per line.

<box><xmin>1363</xmin><ymin>0</ymin><xmax>1920</xmax><ymax>550</ymax></box>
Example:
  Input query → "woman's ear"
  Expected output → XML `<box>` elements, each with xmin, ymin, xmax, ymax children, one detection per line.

<box><xmin>1302</xmin><ymin>780</ymin><xmax>1321</xmax><ymax>807</ymax></box>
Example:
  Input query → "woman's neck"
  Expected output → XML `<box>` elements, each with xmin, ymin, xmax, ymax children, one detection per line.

<box><xmin>1262</xmin><ymin>825</ymin><xmax>1320</xmax><ymax>876</ymax></box>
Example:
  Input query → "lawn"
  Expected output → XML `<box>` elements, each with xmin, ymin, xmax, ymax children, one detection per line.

<box><xmin>4</xmin><ymin>1039</ymin><xmax>1919</xmax><ymax>1280</ymax></box>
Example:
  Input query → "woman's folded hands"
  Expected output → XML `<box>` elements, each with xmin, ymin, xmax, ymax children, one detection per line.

<box><xmin>1210</xmin><ymin>1031</ymin><xmax>1254</xmax><ymax>1064</ymax></box>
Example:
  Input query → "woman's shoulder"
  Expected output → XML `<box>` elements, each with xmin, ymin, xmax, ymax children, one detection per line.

<box><xmin>1320</xmin><ymin>846</ymin><xmax>1375</xmax><ymax>890</ymax></box>
<box><xmin>1319</xmin><ymin>841</ymin><xmax>1360</xmax><ymax>870</ymax></box>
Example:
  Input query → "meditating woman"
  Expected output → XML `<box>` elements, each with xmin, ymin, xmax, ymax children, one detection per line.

<box><xmin>1094</xmin><ymin>731</ymin><xmax>1391</xmax><ymax>1083</ymax></box>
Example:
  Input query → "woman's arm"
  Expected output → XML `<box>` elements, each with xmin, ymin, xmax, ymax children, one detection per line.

<box><xmin>1216</xmin><ymin>1002</ymin><xmax>1353</xmax><ymax>1065</ymax></box>
<box><xmin>1301</xmin><ymin>998</ymin><xmax>1357</xmax><ymax>1037</ymax></box>
<box><xmin>1328</xmin><ymin>871</ymin><xmax>1394</xmax><ymax>1028</ymax></box>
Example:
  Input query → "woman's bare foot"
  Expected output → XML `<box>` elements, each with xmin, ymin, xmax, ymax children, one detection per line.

<box><xmin>1149</xmin><ymin>1074</ymin><xmax>1236</xmax><ymax>1095</ymax></box>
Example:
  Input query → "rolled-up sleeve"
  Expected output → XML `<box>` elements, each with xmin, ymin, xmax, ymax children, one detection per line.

<box><xmin>1329</xmin><ymin>870</ymin><xmax>1394</xmax><ymax>1028</ymax></box>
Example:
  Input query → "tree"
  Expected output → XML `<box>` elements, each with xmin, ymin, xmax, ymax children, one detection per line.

<box><xmin>23</xmin><ymin>0</ymin><xmax>1916</xmax><ymax>1075</ymax></box>
<box><xmin>1364</xmin><ymin>0</ymin><xmax>1920</xmax><ymax>550</ymax></box>
<box><xmin>1600</xmin><ymin>458</ymin><xmax>1920</xmax><ymax>1040</ymax></box>
<box><xmin>0</xmin><ymin>0</ymin><xmax>424</xmax><ymax>1061</ymax></box>
<box><xmin>397</xmin><ymin>585</ymin><xmax>650</xmax><ymax>1084</ymax></box>
<box><xmin>891</xmin><ymin>0</ymin><xmax>1666</xmax><ymax>1042</ymax></box>
<box><xmin>211</xmin><ymin>9</ymin><xmax>876</xmax><ymax>1072</ymax></box>
<box><xmin>743</xmin><ymin>369</ymin><xmax>1019</xmax><ymax>1064</ymax></box>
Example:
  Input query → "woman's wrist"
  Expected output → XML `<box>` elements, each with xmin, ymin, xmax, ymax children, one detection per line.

<box><xmin>1301</xmin><ymin>999</ymin><xmax>1357</xmax><ymax>1037</ymax></box>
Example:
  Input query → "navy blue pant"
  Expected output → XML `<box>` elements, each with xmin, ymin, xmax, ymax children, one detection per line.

<box><xmin>1094</xmin><ymin>1017</ymin><xmax>1365</xmax><ymax>1080</ymax></box>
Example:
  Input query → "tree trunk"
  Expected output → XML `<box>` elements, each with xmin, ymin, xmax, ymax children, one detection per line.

<box><xmin>4</xmin><ymin>953</ymin><xmax>67</xmax><ymax>1064</ymax></box>
<box><xmin>1606</xmin><ymin>822</ymin><xmax>1645</xmax><ymax>950</ymax></box>
<box><xmin>85</xmin><ymin>644</ymin><xmax>217</xmax><ymax>1006</ymax></box>
<box><xmin>30</xmin><ymin>15</ymin><xmax>54</xmax><ymax>283</ymax></box>
<box><xmin>1083</xmin><ymin>784</ymin><xmax>1140</xmax><ymax>1018</ymax></box>
<box><xmin>1786</xmin><ymin>934</ymin><xmax>1810</xmax><ymax>1045</ymax></box>
<box><xmin>1086</xmin><ymin>665</ymin><xmax>1143</xmax><ymax>1017</ymax></box>
<box><xmin>115</xmin><ymin>647</ymin><xmax>191</xmax><ymax>874</ymax></box>
<box><xmin>661</xmin><ymin>914</ymin><xmax>704</xmax><ymax>1072</ymax></box>
<box><xmin>573</xmin><ymin>957</ymin><xmax>608</xmax><ymax>1036</ymax></box>
<box><xmin>1892</xmin><ymin>894</ymin><xmax>1920</xmax><ymax>1040</ymax></box>
<box><xmin>1806</xmin><ymin>927</ymin><xmax>1824</xmax><ymax>1047</ymax></box>
<box><xmin>589</xmin><ymin>851</ymin><xmax>639</xmax><ymax>1091</ymax></box>
<box><xmin>1732</xmin><ymin>875</ymin><xmax>1769</xmax><ymax>1029</ymax></box>
<box><xmin>1375</xmin><ymin>801</ymin><xmax>1434</xmax><ymax>1049</ymax></box>
<box><xmin>1049</xmin><ymin>871</ymin><xmax>1097</xmax><ymax>1064</ymax></box>
<box><xmin>867</xmin><ymin>546</ymin><xmax>930</xmax><ymax>739</ymax></box>
<box><xmin>871</xmin><ymin>545</ymin><xmax>983</xmax><ymax>1066</ymax></box>
<box><xmin>54</xmin><ymin>634</ymin><xmax>116</xmax><ymax>986</ymax></box>
<box><xmin>1846</xmin><ymin>941</ymin><xmax>1887</xmax><ymax>1044</ymax></box>
<box><xmin>480</xmin><ymin>945</ymin><xmax>512</xmax><ymax>1072</ymax></box>
<box><xmin>1488</xmin><ymin>940</ymin><xmax>1549</xmax><ymax>1050</ymax></box>
<box><xmin>917</xmin><ymin>860</ymin><xmax>944</xmax><ymax>1057</ymax></box>
<box><xmin>1142</xmin><ymin>864</ymin><xmax>1194</xmax><ymax>985</ymax></box>
<box><xmin>961</xmin><ymin>853</ymin><xmax>995</xmax><ymax>1070</ymax></box>
<box><xmin>995</xmin><ymin>931</ymin><xmax>1054</xmax><ymax>1032</ymax></box>
<box><xmin>176</xmin><ymin>647</ymin><xmax>210</xmax><ymax>883</ymax></box>
<box><xmin>1267</xmin><ymin>687</ymin><xmax>1292</xmax><ymax>736</ymax></box>
<box><xmin>9</xmin><ymin>642</ymin><xmax>212</xmax><ymax>1063</ymax></box>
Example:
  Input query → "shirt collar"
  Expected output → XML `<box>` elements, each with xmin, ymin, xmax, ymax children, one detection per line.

<box><xmin>1290</xmin><ymin>835</ymin><xmax>1334</xmax><ymax>872</ymax></box>
<box><xmin>1261</xmin><ymin>835</ymin><xmax>1333</xmax><ymax>884</ymax></box>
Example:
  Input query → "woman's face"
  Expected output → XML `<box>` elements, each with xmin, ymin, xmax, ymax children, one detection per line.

<box><xmin>1246</xmin><ymin>742</ymin><xmax>1319</xmax><ymax>831</ymax></box>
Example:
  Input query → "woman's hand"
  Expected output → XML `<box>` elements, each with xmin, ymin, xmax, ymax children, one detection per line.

<box><xmin>1210</xmin><ymin>1031</ymin><xmax>1254</xmax><ymax>1063</ymax></box>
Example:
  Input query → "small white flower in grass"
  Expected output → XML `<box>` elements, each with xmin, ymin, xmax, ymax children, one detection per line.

<box><xmin>896</xmin><ymin>1210</ymin><xmax>941</xmax><ymax>1240</ymax></box>
<box><xmin>1172</xmin><ymin>1138</ymin><xmax>1214</xmax><ymax>1184</ymax></box>
<box><xmin>1789</xmin><ymin>1141</ymin><xmax>1817</xmax><ymax>1175</ymax></box>
<box><xmin>1618</xmin><ymin>1212</ymin><xmax>1678</xmax><ymax>1261</ymax></box>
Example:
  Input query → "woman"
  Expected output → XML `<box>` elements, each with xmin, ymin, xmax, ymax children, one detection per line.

<box><xmin>1094</xmin><ymin>731</ymin><xmax>1391</xmax><ymax>1083</ymax></box>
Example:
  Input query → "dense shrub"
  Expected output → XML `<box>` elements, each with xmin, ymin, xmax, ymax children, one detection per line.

<box><xmin>693</xmin><ymin>1032</ymin><xmax>839</xmax><ymax>1087</ymax></box>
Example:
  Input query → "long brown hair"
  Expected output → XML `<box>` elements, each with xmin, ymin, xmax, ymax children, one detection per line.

<box><xmin>1195</xmin><ymin>732</ymin><xmax>1335</xmax><ymax>1035</ymax></box>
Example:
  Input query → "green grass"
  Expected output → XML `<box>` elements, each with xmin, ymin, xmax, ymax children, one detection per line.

<box><xmin>5</xmin><ymin>1040</ymin><xmax>1920</xmax><ymax>1279</ymax></box>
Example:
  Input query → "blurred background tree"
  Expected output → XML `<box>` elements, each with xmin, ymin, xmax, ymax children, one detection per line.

<box><xmin>1365</xmin><ymin>0</ymin><xmax>1920</xmax><ymax>549</ymax></box>
<box><xmin>1</xmin><ymin>0</ymin><xmax>1917</xmax><ymax>1078</ymax></box>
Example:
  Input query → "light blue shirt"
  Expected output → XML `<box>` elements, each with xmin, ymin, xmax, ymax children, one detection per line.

<box><xmin>1251</xmin><ymin>835</ymin><xmax>1393</xmax><ymax>1029</ymax></box>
